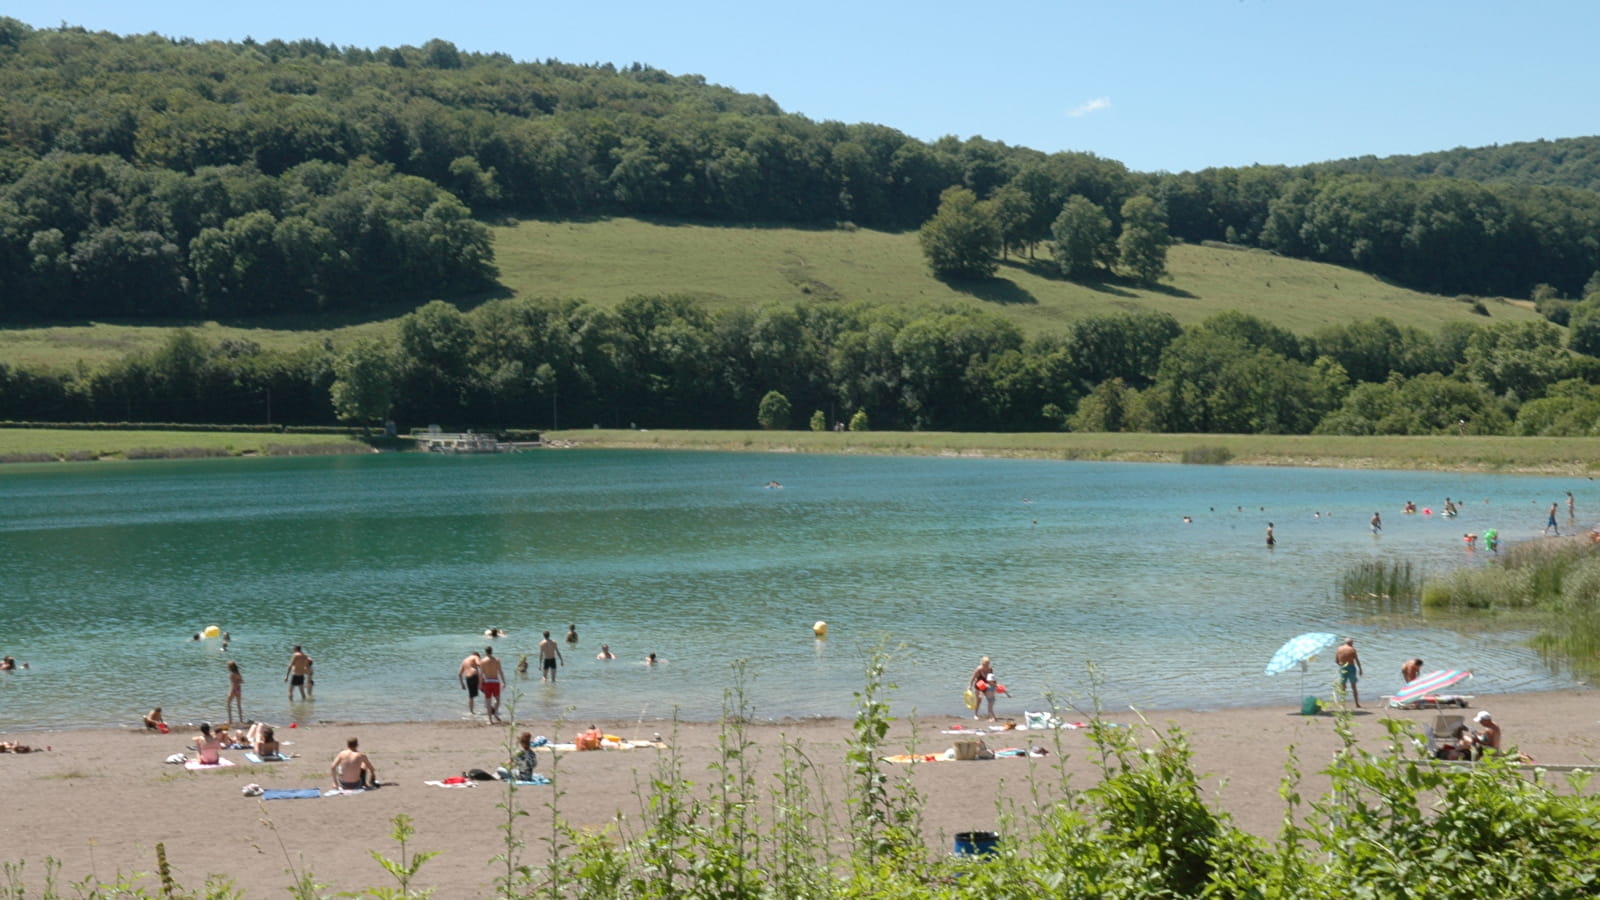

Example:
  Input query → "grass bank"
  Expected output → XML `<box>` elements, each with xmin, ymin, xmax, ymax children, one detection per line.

<box><xmin>492</xmin><ymin>219</ymin><xmax>1538</xmax><ymax>336</ymax></box>
<box><xmin>547</xmin><ymin>429</ymin><xmax>1600</xmax><ymax>475</ymax></box>
<box><xmin>8</xmin><ymin>426</ymin><xmax>1596</xmax><ymax>475</ymax></box>
<box><xmin>0</xmin><ymin>428</ymin><xmax>372</xmax><ymax>463</ymax></box>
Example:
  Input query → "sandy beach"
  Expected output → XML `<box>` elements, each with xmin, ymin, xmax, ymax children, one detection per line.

<box><xmin>3</xmin><ymin>689</ymin><xmax>1597</xmax><ymax>897</ymax></box>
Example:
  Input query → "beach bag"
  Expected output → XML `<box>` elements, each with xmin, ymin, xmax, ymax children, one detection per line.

<box><xmin>465</xmin><ymin>768</ymin><xmax>496</xmax><ymax>781</ymax></box>
<box><xmin>1301</xmin><ymin>696</ymin><xmax>1322</xmax><ymax>716</ymax></box>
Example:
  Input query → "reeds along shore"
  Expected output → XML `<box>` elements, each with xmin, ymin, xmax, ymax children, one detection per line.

<box><xmin>3</xmin><ymin>682</ymin><xmax>1599</xmax><ymax>899</ymax></box>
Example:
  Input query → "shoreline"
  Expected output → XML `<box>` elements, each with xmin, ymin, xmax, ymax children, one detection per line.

<box><xmin>7</xmin><ymin>426</ymin><xmax>1600</xmax><ymax>476</ymax></box>
<box><xmin>5</xmin><ymin>689</ymin><xmax>1597</xmax><ymax>897</ymax></box>
<box><xmin>546</xmin><ymin>431</ymin><xmax>1600</xmax><ymax>477</ymax></box>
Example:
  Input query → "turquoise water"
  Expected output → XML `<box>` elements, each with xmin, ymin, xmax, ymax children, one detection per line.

<box><xmin>0</xmin><ymin>450</ymin><xmax>1587</xmax><ymax>732</ymax></box>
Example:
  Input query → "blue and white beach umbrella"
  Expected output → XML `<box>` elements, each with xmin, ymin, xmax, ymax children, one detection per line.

<box><xmin>1265</xmin><ymin>631</ymin><xmax>1341</xmax><ymax>701</ymax></box>
<box><xmin>1265</xmin><ymin>632</ymin><xmax>1341</xmax><ymax>676</ymax></box>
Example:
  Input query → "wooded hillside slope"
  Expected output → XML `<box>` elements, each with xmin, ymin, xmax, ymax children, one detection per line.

<box><xmin>3</xmin><ymin>19</ymin><xmax>1600</xmax><ymax>325</ymax></box>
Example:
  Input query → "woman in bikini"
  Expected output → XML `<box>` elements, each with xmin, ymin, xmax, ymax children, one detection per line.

<box><xmin>226</xmin><ymin>661</ymin><xmax>244</xmax><ymax>723</ymax></box>
<box><xmin>194</xmin><ymin>722</ymin><xmax>224</xmax><ymax>766</ymax></box>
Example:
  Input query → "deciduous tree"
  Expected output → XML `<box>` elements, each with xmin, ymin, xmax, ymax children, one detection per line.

<box><xmin>1051</xmin><ymin>195</ymin><xmax>1114</xmax><ymax>278</ymax></box>
<box><xmin>757</xmin><ymin>390</ymin><xmax>792</xmax><ymax>430</ymax></box>
<box><xmin>918</xmin><ymin>186</ymin><xmax>1001</xmax><ymax>279</ymax></box>
<box><xmin>1116</xmin><ymin>195</ymin><xmax>1171</xmax><ymax>285</ymax></box>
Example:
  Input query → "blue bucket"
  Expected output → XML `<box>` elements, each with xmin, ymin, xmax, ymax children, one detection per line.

<box><xmin>954</xmin><ymin>831</ymin><xmax>1000</xmax><ymax>857</ymax></box>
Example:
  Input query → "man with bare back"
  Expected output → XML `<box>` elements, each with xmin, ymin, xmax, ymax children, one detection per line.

<box><xmin>1335</xmin><ymin>638</ymin><xmax>1363</xmax><ymax>708</ymax></box>
<box><xmin>458</xmin><ymin>650</ymin><xmax>481</xmax><ymax>715</ymax></box>
<box><xmin>478</xmin><ymin>646</ymin><xmax>505</xmax><ymax>723</ymax></box>
<box><xmin>285</xmin><ymin>645</ymin><xmax>313</xmax><ymax>702</ymax></box>
<box><xmin>538</xmin><ymin>631</ymin><xmax>564</xmax><ymax>683</ymax></box>
<box><xmin>330</xmin><ymin>737</ymin><xmax>377</xmax><ymax>790</ymax></box>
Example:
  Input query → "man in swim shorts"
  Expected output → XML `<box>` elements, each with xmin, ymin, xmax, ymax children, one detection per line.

<box><xmin>331</xmin><ymin>737</ymin><xmax>376</xmax><ymax>790</ymax></box>
<box><xmin>538</xmin><ymin>631</ymin><xmax>564</xmax><ymax>683</ymax></box>
<box><xmin>285</xmin><ymin>645</ymin><xmax>313</xmax><ymax>702</ymax></box>
<box><xmin>478</xmin><ymin>646</ymin><xmax>504</xmax><ymax>724</ymax></box>
<box><xmin>458</xmin><ymin>650</ymin><xmax>481</xmax><ymax>715</ymax></box>
<box><xmin>1334</xmin><ymin>638</ymin><xmax>1363</xmax><ymax>708</ymax></box>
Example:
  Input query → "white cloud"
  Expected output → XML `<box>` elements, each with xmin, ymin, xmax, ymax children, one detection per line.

<box><xmin>1068</xmin><ymin>97</ymin><xmax>1112</xmax><ymax>118</ymax></box>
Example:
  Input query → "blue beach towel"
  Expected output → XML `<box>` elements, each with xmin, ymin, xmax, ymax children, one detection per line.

<box><xmin>509</xmin><ymin>774</ymin><xmax>552</xmax><ymax>786</ymax></box>
<box><xmin>244</xmin><ymin>752</ymin><xmax>290</xmax><ymax>763</ymax></box>
<box><xmin>261</xmin><ymin>788</ymin><xmax>321</xmax><ymax>800</ymax></box>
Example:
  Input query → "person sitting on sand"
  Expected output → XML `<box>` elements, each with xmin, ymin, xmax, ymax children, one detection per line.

<box><xmin>253</xmin><ymin>725</ymin><xmax>281</xmax><ymax>760</ymax></box>
<box><xmin>0</xmin><ymin>740</ymin><xmax>40</xmax><ymax>753</ymax></box>
<box><xmin>596</xmin><ymin>644</ymin><xmax>616</xmax><ymax>660</ymax></box>
<box><xmin>497</xmin><ymin>731</ymin><xmax>539</xmax><ymax>782</ymax></box>
<box><xmin>1400</xmin><ymin>658</ymin><xmax>1423</xmax><ymax>683</ymax></box>
<box><xmin>143</xmin><ymin>707</ymin><xmax>167</xmax><ymax>732</ymax></box>
<box><xmin>194</xmin><ymin>722</ymin><xmax>224</xmax><ymax>766</ymax></box>
<box><xmin>331</xmin><ymin>737</ymin><xmax>377</xmax><ymax>790</ymax></box>
<box><xmin>1474</xmin><ymin>710</ymin><xmax>1501</xmax><ymax>753</ymax></box>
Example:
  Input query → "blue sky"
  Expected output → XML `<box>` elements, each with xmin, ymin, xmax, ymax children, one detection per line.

<box><xmin>10</xmin><ymin>1</ymin><xmax>1600</xmax><ymax>173</ymax></box>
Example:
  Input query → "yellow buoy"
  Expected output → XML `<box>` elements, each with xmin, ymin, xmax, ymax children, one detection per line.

<box><xmin>202</xmin><ymin>625</ymin><xmax>221</xmax><ymax>639</ymax></box>
<box><xmin>812</xmin><ymin>620</ymin><xmax>828</xmax><ymax>637</ymax></box>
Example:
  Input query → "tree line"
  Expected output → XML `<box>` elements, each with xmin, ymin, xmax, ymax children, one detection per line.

<box><xmin>0</xmin><ymin>153</ymin><xmax>495</xmax><ymax>320</ymax></box>
<box><xmin>4</xmin><ymin>20</ymin><xmax>1600</xmax><ymax>321</ymax></box>
<box><xmin>8</xmin><ymin>294</ymin><xmax>1600</xmax><ymax>438</ymax></box>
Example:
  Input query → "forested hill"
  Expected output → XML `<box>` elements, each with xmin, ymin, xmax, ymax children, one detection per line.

<box><xmin>1307</xmin><ymin>136</ymin><xmax>1600</xmax><ymax>194</ymax></box>
<box><xmin>3</xmin><ymin>19</ymin><xmax>1600</xmax><ymax>327</ymax></box>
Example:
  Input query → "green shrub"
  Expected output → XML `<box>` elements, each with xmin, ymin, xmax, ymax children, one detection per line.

<box><xmin>1179</xmin><ymin>445</ymin><xmax>1233</xmax><ymax>465</ymax></box>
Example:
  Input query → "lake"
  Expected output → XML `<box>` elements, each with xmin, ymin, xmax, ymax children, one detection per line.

<box><xmin>0</xmin><ymin>449</ymin><xmax>1587</xmax><ymax>732</ymax></box>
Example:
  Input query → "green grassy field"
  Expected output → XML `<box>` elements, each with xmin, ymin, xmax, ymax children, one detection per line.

<box><xmin>491</xmin><ymin>219</ymin><xmax>1541</xmax><ymax>334</ymax></box>
<box><xmin>0</xmin><ymin>218</ymin><xmax>1544</xmax><ymax>373</ymax></box>
<box><xmin>0</xmin><ymin>428</ymin><xmax>371</xmax><ymax>463</ymax></box>
<box><xmin>544</xmin><ymin>428</ymin><xmax>1600</xmax><ymax>475</ymax></box>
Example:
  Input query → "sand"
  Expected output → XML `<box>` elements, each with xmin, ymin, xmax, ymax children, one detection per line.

<box><xmin>3</xmin><ymin>690</ymin><xmax>1597</xmax><ymax>897</ymax></box>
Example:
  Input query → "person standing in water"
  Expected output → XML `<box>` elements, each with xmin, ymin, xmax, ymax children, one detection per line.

<box><xmin>538</xmin><ymin>631</ymin><xmax>564</xmax><ymax>682</ymax></box>
<box><xmin>1546</xmin><ymin>502</ymin><xmax>1561</xmax><ymax>536</ymax></box>
<box><xmin>226</xmin><ymin>661</ymin><xmax>244</xmax><ymax>723</ymax></box>
<box><xmin>1370</xmin><ymin>511</ymin><xmax>1383</xmax><ymax>534</ymax></box>
<box><xmin>458</xmin><ymin>649</ymin><xmax>481</xmax><ymax>715</ymax></box>
<box><xmin>285</xmin><ymin>645</ymin><xmax>313</xmax><ymax>702</ymax></box>
<box><xmin>479</xmin><ymin>646</ymin><xmax>505</xmax><ymax>724</ymax></box>
<box><xmin>1265</xmin><ymin>522</ymin><xmax>1276</xmax><ymax>548</ymax></box>
<box><xmin>565</xmin><ymin>624</ymin><xmax>579</xmax><ymax>646</ymax></box>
